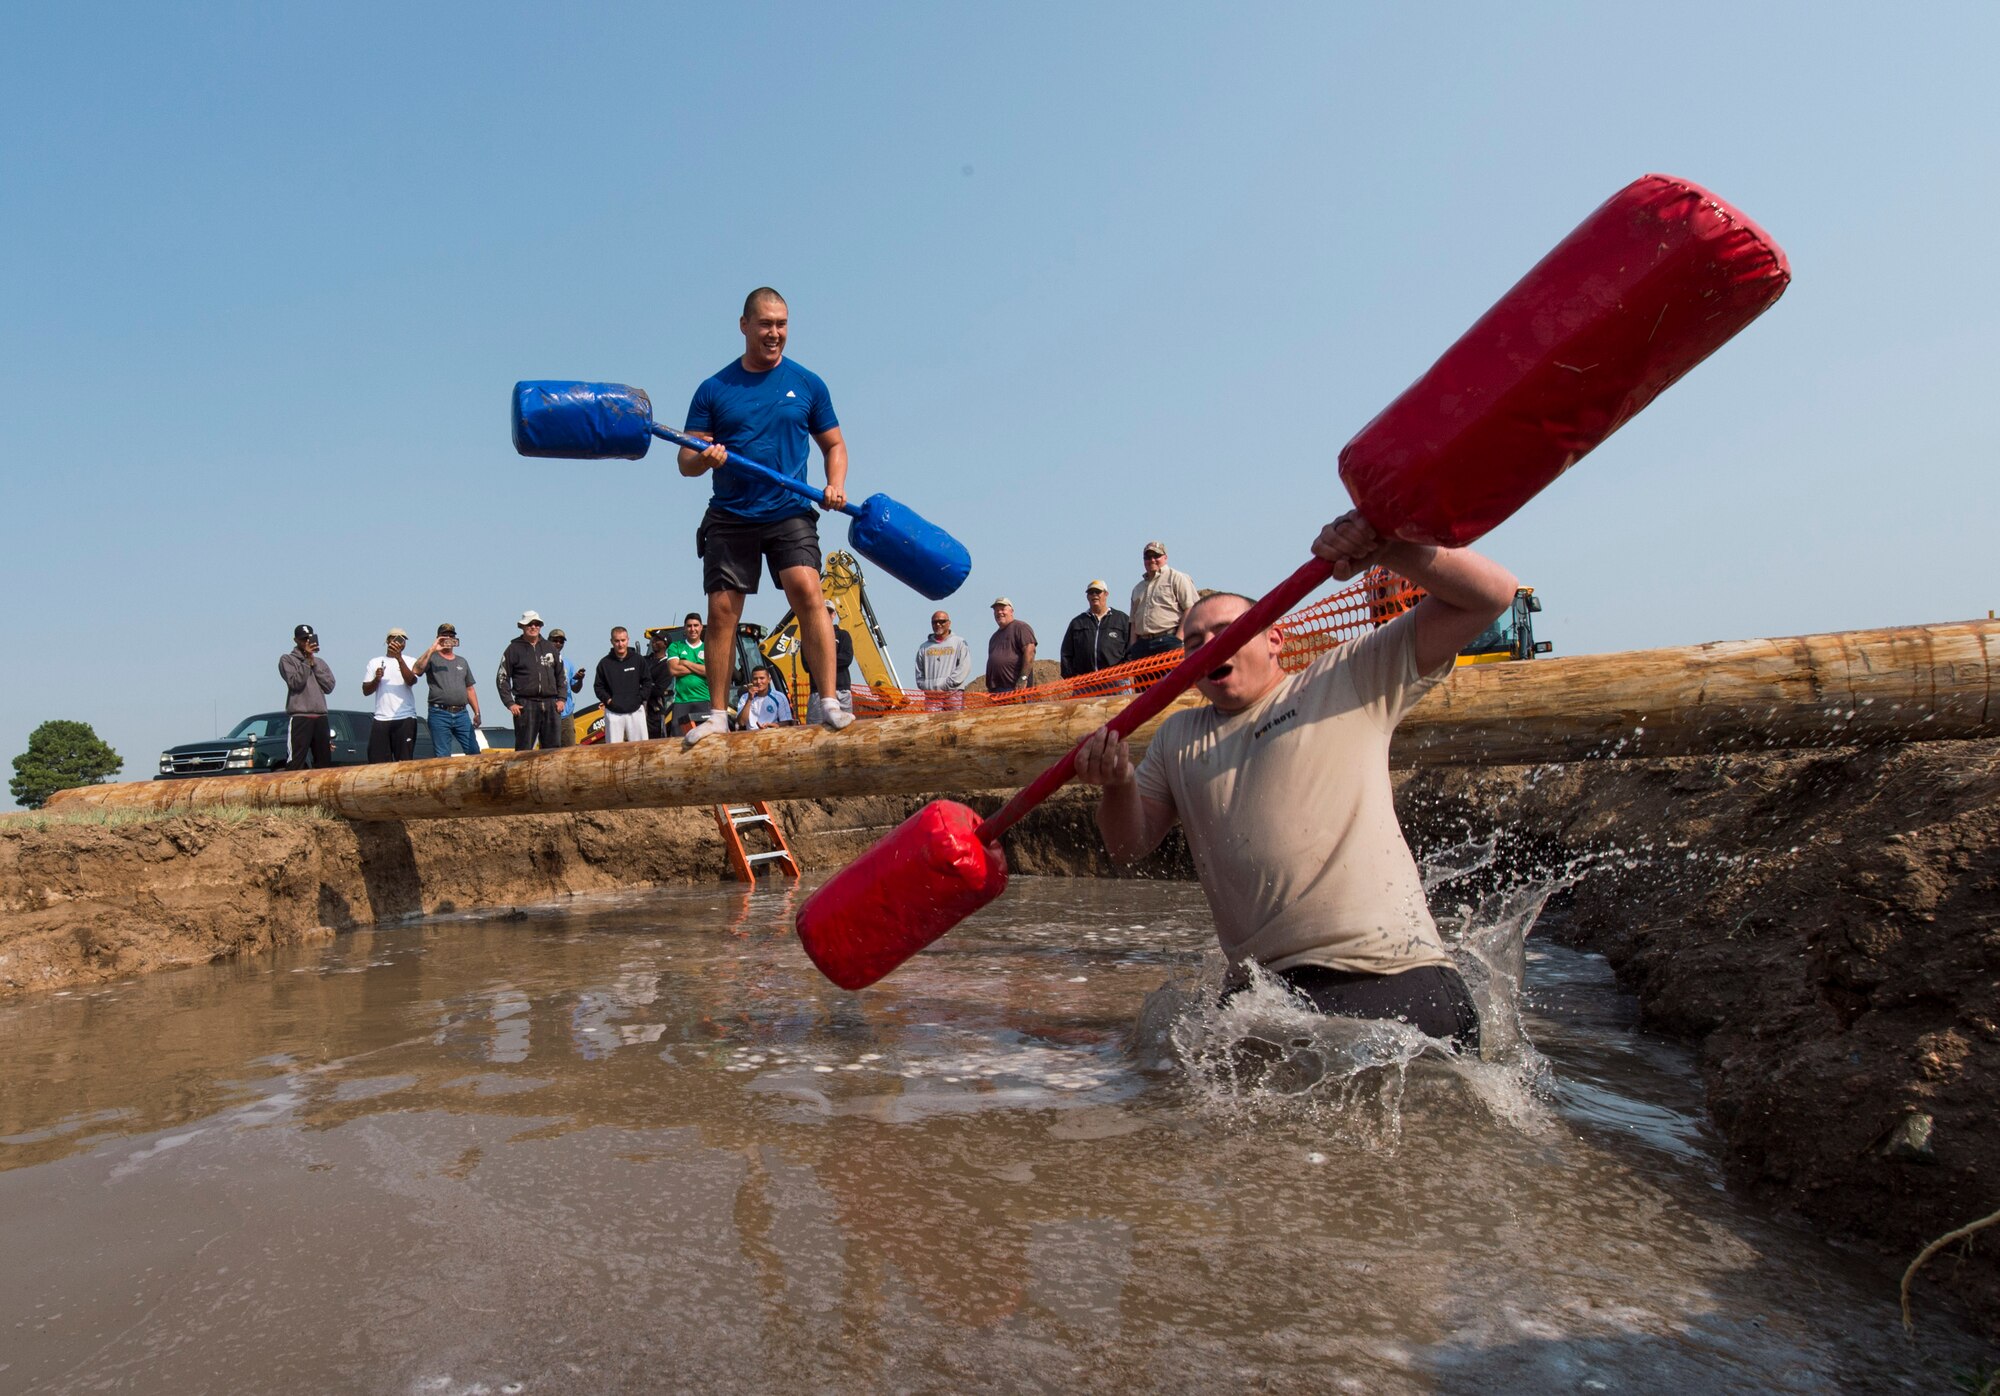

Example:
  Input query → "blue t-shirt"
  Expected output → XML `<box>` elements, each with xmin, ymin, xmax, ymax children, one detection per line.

<box><xmin>685</xmin><ymin>358</ymin><xmax>839</xmax><ymax>522</ymax></box>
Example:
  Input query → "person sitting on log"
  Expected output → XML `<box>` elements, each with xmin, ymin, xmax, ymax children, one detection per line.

<box><xmin>1072</xmin><ymin>510</ymin><xmax>1517</xmax><ymax>1050</ymax></box>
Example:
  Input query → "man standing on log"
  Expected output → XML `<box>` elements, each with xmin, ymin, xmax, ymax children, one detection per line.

<box><xmin>676</xmin><ymin>287</ymin><xmax>854</xmax><ymax>746</ymax></box>
<box><xmin>1074</xmin><ymin>511</ymin><xmax>1517</xmax><ymax>1050</ymax></box>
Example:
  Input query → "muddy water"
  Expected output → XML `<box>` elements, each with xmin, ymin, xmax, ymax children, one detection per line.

<box><xmin>0</xmin><ymin>878</ymin><xmax>1983</xmax><ymax>1394</ymax></box>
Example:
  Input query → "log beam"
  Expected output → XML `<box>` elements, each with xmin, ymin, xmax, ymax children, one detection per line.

<box><xmin>1398</xmin><ymin>619</ymin><xmax>1997</xmax><ymax>765</ymax></box>
<box><xmin>41</xmin><ymin>621</ymin><xmax>1998</xmax><ymax>822</ymax></box>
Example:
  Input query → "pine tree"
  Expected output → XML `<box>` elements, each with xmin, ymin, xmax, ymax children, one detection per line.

<box><xmin>10</xmin><ymin>720</ymin><xmax>123</xmax><ymax>809</ymax></box>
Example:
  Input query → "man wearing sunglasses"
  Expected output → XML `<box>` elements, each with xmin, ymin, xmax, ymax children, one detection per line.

<box><xmin>913</xmin><ymin>610</ymin><xmax>972</xmax><ymax>712</ymax></box>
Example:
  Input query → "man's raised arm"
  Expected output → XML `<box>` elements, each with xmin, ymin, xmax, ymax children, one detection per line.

<box><xmin>1312</xmin><ymin>510</ymin><xmax>1517</xmax><ymax>675</ymax></box>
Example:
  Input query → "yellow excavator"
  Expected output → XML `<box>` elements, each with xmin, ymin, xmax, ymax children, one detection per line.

<box><xmin>758</xmin><ymin>550</ymin><xmax>907</xmax><ymax>708</ymax></box>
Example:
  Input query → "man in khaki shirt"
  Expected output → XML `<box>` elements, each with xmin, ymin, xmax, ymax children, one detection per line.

<box><xmin>1076</xmin><ymin>510</ymin><xmax>1517</xmax><ymax>1049</ymax></box>
<box><xmin>1127</xmin><ymin>540</ymin><xmax>1200</xmax><ymax>662</ymax></box>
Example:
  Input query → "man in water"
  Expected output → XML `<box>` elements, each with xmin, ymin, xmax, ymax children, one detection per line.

<box><xmin>1074</xmin><ymin>510</ymin><xmax>1517</xmax><ymax>1049</ymax></box>
<box><xmin>676</xmin><ymin>286</ymin><xmax>855</xmax><ymax>745</ymax></box>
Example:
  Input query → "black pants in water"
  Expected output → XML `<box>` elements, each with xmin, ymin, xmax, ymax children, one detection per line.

<box><xmin>367</xmin><ymin>717</ymin><xmax>416</xmax><ymax>763</ymax></box>
<box><xmin>513</xmin><ymin>698</ymin><xmax>562</xmax><ymax>751</ymax></box>
<box><xmin>286</xmin><ymin>714</ymin><xmax>332</xmax><ymax>770</ymax></box>
<box><xmin>1267</xmin><ymin>963</ymin><xmax>1482</xmax><ymax>1052</ymax></box>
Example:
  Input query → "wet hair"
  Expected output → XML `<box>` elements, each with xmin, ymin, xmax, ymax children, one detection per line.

<box><xmin>742</xmin><ymin>287</ymin><xmax>787</xmax><ymax>319</ymax></box>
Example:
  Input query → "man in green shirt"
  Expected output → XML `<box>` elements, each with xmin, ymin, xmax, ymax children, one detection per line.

<box><xmin>665</xmin><ymin>612</ymin><xmax>711</xmax><ymax>737</ymax></box>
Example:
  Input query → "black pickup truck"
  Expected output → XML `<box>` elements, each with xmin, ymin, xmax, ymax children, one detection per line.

<box><xmin>156</xmin><ymin>711</ymin><xmax>517</xmax><ymax>779</ymax></box>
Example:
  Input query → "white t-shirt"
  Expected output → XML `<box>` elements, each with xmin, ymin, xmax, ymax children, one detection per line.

<box><xmin>366</xmin><ymin>654</ymin><xmax>419</xmax><ymax>721</ymax></box>
<box><xmin>739</xmin><ymin>690</ymin><xmax>793</xmax><ymax>730</ymax></box>
<box><xmin>1133</xmin><ymin>611</ymin><xmax>1454</xmax><ymax>978</ymax></box>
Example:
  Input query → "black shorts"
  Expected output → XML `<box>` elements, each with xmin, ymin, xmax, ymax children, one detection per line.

<box><xmin>697</xmin><ymin>507</ymin><xmax>821</xmax><ymax>596</ymax></box>
<box><xmin>1227</xmin><ymin>962</ymin><xmax>1483</xmax><ymax>1052</ymax></box>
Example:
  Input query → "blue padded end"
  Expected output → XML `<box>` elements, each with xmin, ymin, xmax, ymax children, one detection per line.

<box><xmin>847</xmin><ymin>494</ymin><xmax>972</xmax><ymax>601</ymax></box>
<box><xmin>511</xmin><ymin>381</ymin><xmax>655</xmax><ymax>460</ymax></box>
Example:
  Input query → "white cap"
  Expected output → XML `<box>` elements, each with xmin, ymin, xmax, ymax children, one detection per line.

<box><xmin>518</xmin><ymin>610</ymin><xmax>542</xmax><ymax>627</ymax></box>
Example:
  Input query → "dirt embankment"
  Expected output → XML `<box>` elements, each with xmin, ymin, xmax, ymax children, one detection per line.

<box><xmin>3</xmin><ymin>746</ymin><xmax>1995</xmax><ymax>1328</ymax></box>
<box><xmin>0</xmin><ymin>800</ymin><xmax>927</xmax><ymax>995</ymax></box>
<box><xmin>1397</xmin><ymin>741</ymin><xmax>2000</xmax><ymax>1333</ymax></box>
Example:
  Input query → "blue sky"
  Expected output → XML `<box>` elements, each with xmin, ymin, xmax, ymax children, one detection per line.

<box><xmin>4</xmin><ymin>3</ymin><xmax>1996</xmax><ymax>799</ymax></box>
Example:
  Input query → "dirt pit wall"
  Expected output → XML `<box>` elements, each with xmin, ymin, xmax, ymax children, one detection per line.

<box><xmin>2</xmin><ymin>745</ymin><xmax>1996</xmax><ymax>1331</ymax></box>
<box><xmin>1397</xmin><ymin>740</ymin><xmax>2000</xmax><ymax>1336</ymax></box>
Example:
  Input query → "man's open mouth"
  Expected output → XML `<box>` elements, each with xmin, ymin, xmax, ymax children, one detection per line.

<box><xmin>1205</xmin><ymin>663</ymin><xmax>1233</xmax><ymax>682</ymax></box>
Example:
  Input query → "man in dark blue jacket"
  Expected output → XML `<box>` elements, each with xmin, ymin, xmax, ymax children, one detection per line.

<box><xmin>1059</xmin><ymin>579</ymin><xmax>1131</xmax><ymax>683</ymax></box>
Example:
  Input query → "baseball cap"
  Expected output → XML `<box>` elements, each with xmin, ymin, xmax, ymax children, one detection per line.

<box><xmin>1085</xmin><ymin>579</ymin><xmax>1108</xmax><ymax>592</ymax></box>
<box><xmin>293</xmin><ymin>623</ymin><xmax>317</xmax><ymax>643</ymax></box>
<box><xmin>991</xmin><ymin>596</ymin><xmax>1012</xmax><ymax>608</ymax></box>
<box><xmin>518</xmin><ymin>610</ymin><xmax>542</xmax><ymax>627</ymax></box>
<box><xmin>549</xmin><ymin>628</ymin><xmax>566</xmax><ymax>641</ymax></box>
<box><xmin>824</xmin><ymin>600</ymin><xmax>838</xmax><ymax>614</ymax></box>
<box><xmin>386</xmin><ymin>626</ymin><xmax>409</xmax><ymax>641</ymax></box>
<box><xmin>436</xmin><ymin>622</ymin><xmax>457</xmax><ymax>637</ymax></box>
<box><xmin>1143</xmin><ymin>541</ymin><xmax>1166</xmax><ymax>557</ymax></box>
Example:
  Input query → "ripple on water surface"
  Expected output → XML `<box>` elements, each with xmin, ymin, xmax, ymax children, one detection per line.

<box><xmin>0</xmin><ymin>873</ymin><xmax>1986</xmax><ymax>1393</ymax></box>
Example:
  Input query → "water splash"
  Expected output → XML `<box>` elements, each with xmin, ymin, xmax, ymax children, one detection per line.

<box><xmin>1139</xmin><ymin>842</ymin><xmax>1595</xmax><ymax>1143</ymax></box>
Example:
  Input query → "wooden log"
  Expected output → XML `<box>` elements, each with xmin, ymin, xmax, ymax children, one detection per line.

<box><xmin>1400</xmin><ymin>619</ymin><xmax>1997</xmax><ymax>765</ymax></box>
<box><xmin>42</xmin><ymin>692</ymin><xmax>1201</xmax><ymax>822</ymax></box>
<box><xmin>41</xmin><ymin>621</ymin><xmax>1997</xmax><ymax>822</ymax></box>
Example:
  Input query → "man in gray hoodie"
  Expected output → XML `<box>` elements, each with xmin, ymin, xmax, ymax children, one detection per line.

<box><xmin>280</xmin><ymin>623</ymin><xmax>338</xmax><ymax>770</ymax></box>
<box><xmin>913</xmin><ymin>609</ymin><xmax>973</xmax><ymax>711</ymax></box>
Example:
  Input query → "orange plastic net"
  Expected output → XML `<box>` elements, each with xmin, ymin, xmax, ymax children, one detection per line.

<box><xmin>852</xmin><ymin>568</ymin><xmax>1423</xmax><ymax>716</ymax></box>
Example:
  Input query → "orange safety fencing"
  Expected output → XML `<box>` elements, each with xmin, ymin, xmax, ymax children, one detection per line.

<box><xmin>851</xmin><ymin>568</ymin><xmax>1423</xmax><ymax>717</ymax></box>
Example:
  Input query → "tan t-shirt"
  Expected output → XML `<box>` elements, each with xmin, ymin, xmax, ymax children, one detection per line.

<box><xmin>1133</xmin><ymin>611</ymin><xmax>1453</xmax><ymax>978</ymax></box>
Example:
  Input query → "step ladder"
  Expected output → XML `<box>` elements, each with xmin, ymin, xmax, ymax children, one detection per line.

<box><xmin>713</xmin><ymin>801</ymin><xmax>800</xmax><ymax>882</ymax></box>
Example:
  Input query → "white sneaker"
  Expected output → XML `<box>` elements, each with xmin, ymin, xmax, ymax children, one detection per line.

<box><xmin>683</xmin><ymin>711</ymin><xmax>731</xmax><ymax>747</ymax></box>
<box><xmin>819</xmin><ymin>703</ymin><xmax>855</xmax><ymax>732</ymax></box>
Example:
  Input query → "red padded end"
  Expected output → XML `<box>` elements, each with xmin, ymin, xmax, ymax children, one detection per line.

<box><xmin>1339</xmin><ymin>173</ymin><xmax>1790</xmax><ymax>547</ymax></box>
<box><xmin>795</xmin><ymin>800</ymin><xmax>1007</xmax><ymax>990</ymax></box>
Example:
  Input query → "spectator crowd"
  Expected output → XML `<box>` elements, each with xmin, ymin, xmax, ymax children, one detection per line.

<box><xmin>277</xmin><ymin>538</ymin><xmax>1196</xmax><ymax>769</ymax></box>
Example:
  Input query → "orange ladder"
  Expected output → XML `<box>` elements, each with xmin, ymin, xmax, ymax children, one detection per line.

<box><xmin>713</xmin><ymin>801</ymin><xmax>800</xmax><ymax>881</ymax></box>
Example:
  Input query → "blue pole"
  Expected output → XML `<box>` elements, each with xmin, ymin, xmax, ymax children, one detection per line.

<box><xmin>648</xmin><ymin>423</ymin><xmax>861</xmax><ymax>519</ymax></box>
